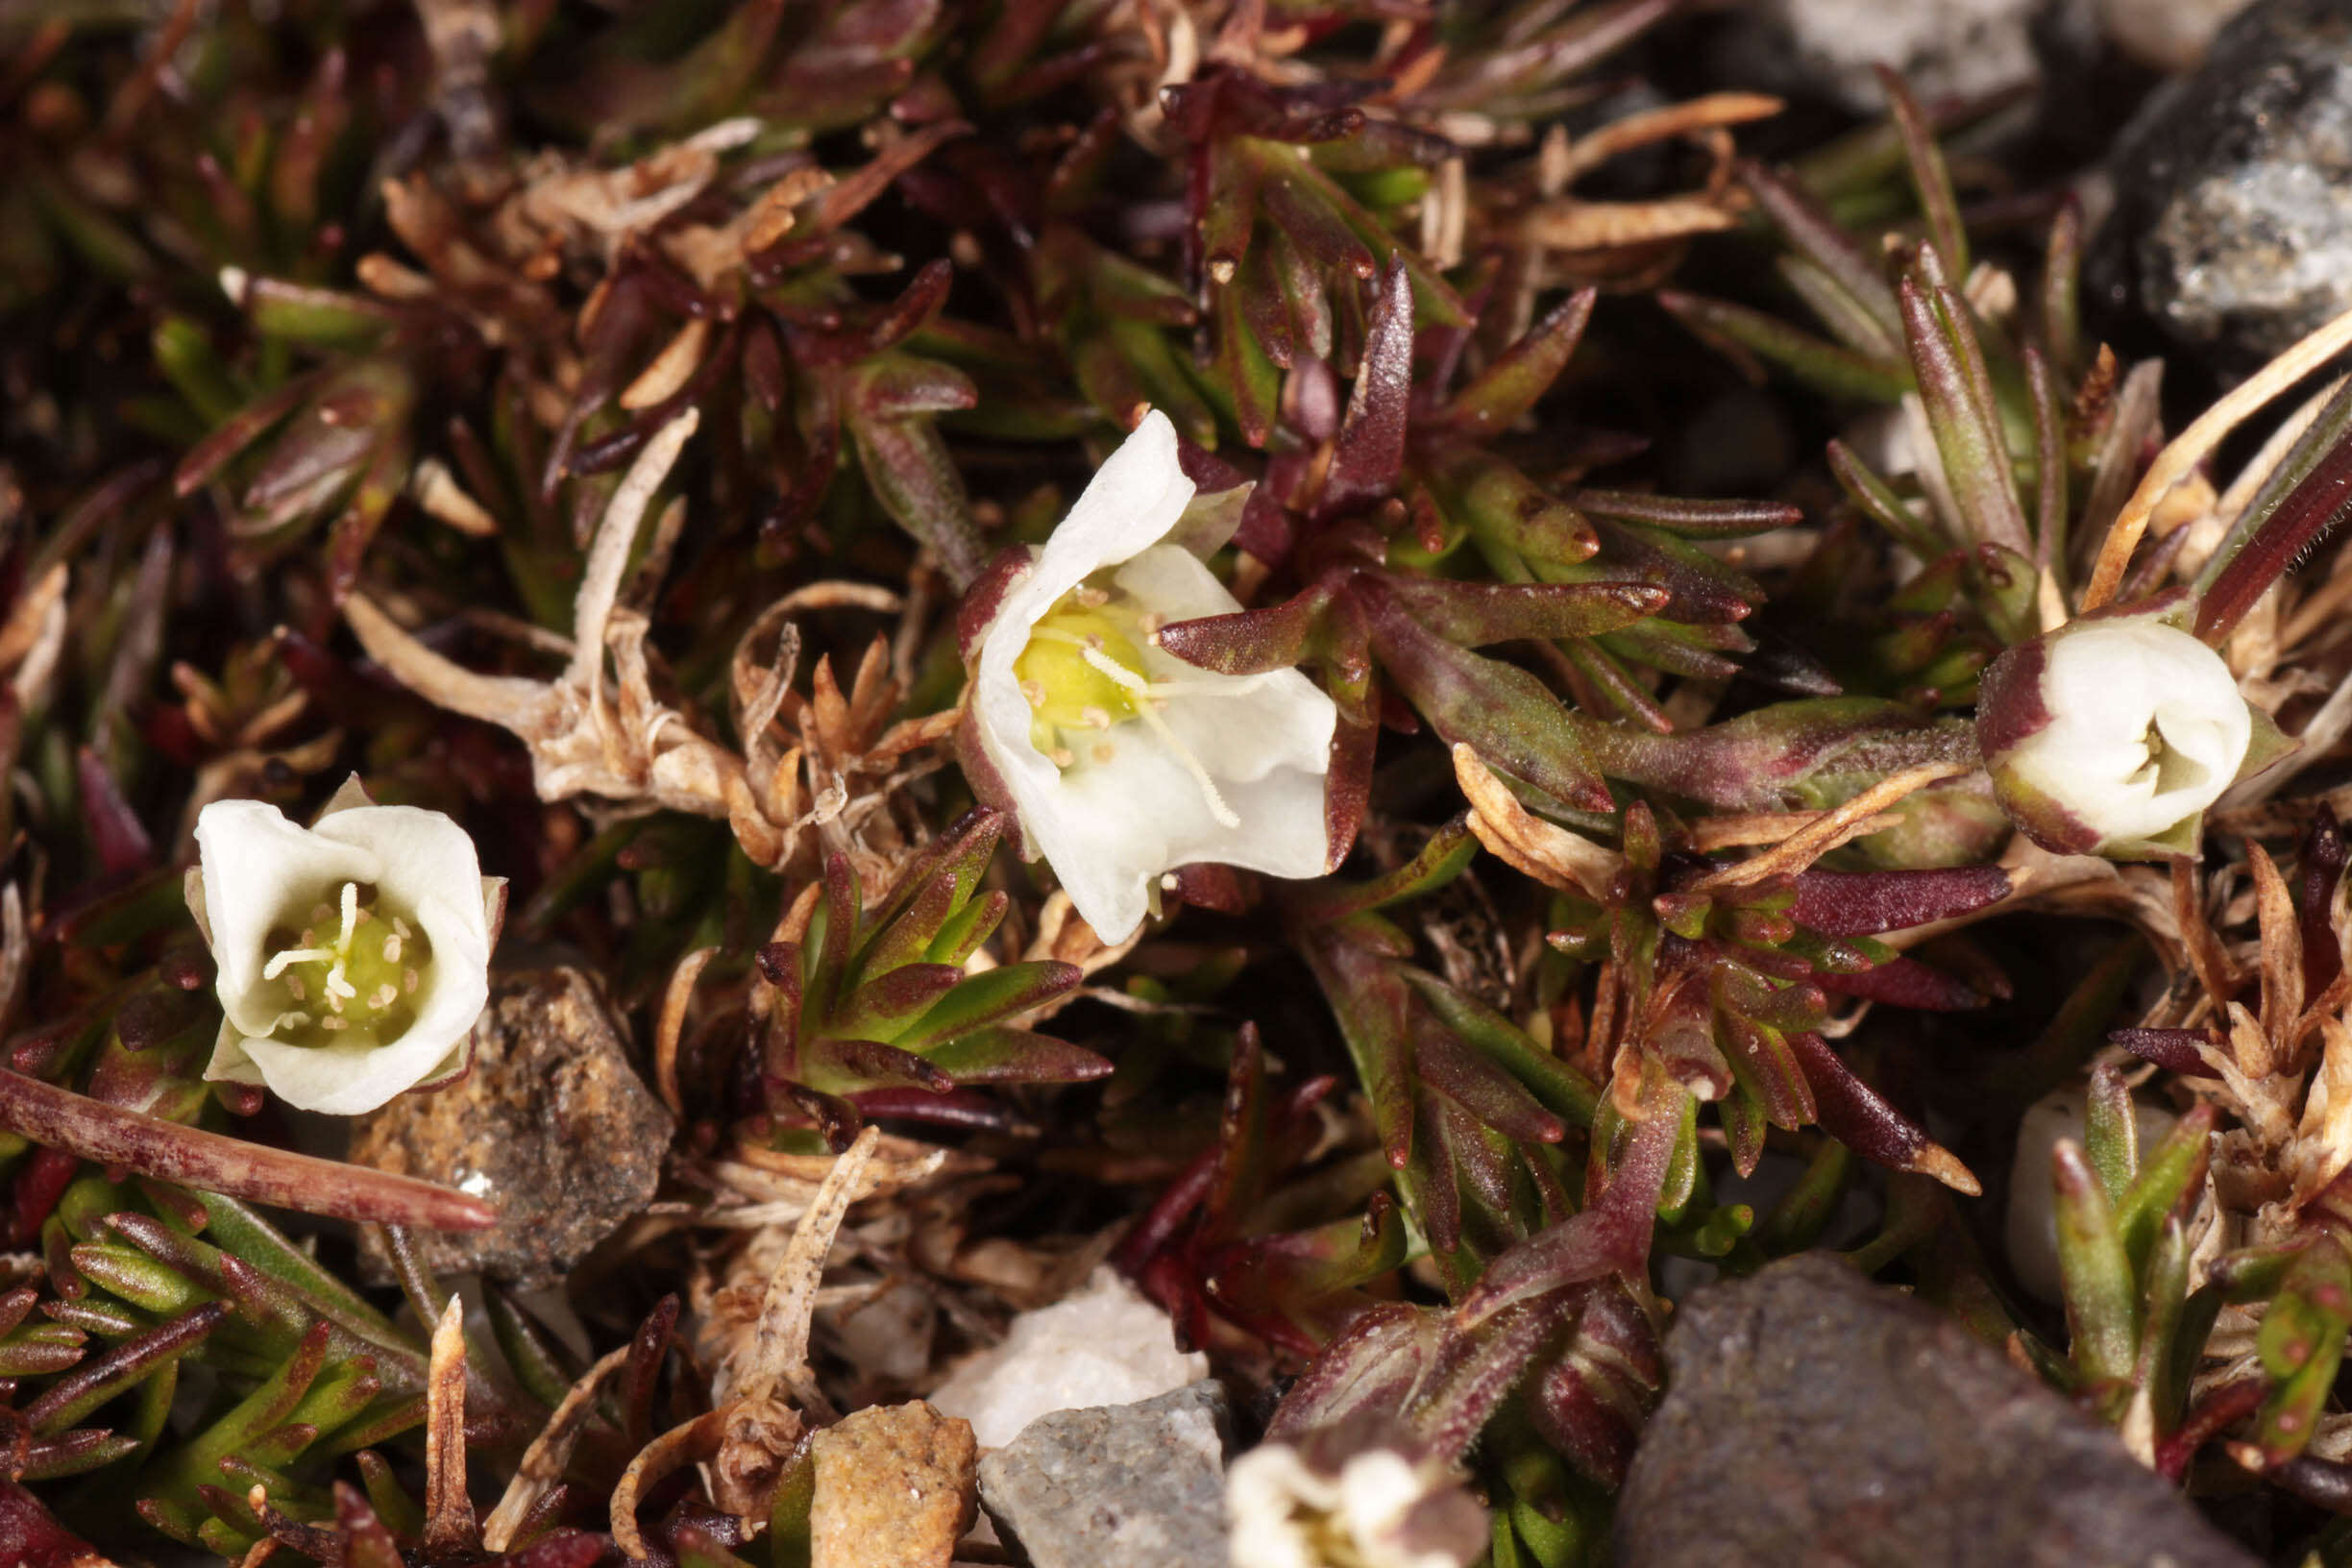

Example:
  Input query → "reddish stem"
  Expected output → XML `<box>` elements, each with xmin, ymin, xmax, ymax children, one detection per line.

<box><xmin>0</xmin><ymin>1071</ymin><xmax>497</xmax><ymax>1231</ymax></box>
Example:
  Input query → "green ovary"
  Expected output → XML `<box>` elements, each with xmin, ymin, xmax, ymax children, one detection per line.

<box><xmin>260</xmin><ymin>882</ymin><xmax>431</xmax><ymax>1048</ymax></box>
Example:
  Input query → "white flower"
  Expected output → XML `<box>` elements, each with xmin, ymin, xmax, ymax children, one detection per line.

<box><xmin>1976</xmin><ymin>613</ymin><xmax>2256</xmax><ymax>858</ymax></box>
<box><xmin>968</xmin><ymin>410</ymin><xmax>1337</xmax><ymax>942</ymax></box>
<box><xmin>187</xmin><ymin>780</ymin><xmax>502</xmax><ymax>1115</ymax></box>
<box><xmin>1225</xmin><ymin>1437</ymin><xmax>1486</xmax><ymax>1568</ymax></box>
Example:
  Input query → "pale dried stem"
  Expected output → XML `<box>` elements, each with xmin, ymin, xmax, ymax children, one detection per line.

<box><xmin>2084</xmin><ymin>303</ymin><xmax>2352</xmax><ymax>612</ymax></box>
<box><xmin>1693</xmin><ymin>763</ymin><xmax>1969</xmax><ymax>891</ymax></box>
<box><xmin>423</xmin><ymin>1296</ymin><xmax>480</xmax><ymax>1557</ymax></box>
<box><xmin>481</xmin><ymin>1344</ymin><xmax>630</xmax><ymax>1551</ymax></box>
<box><xmin>1451</xmin><ymin>744</ymin><xmax>1619</xmax><ymax>899</ymax></box>
<box><xmin>1557</xmin><ymin>92</ymin><xmax>1782</xmax><ymax>183</ymax></box>
<box><xmin>731</xmin><ymin>1125</ymin><xmax>881</xmax><ymax>1412</ymax></box>
<box><xmin>572</xmin><ymin>409</ymin><xmax>700</xmax><ymax>690</ymax></box>
<box><xmin>655</xmin><ymin>945</ymin><xmax>720</xmax><ymax>1119</ymax></box>
<box><xmin>1683</xmin><ymin>808</ymin><xmax>1904</xmax><ymax>852</ymax></box>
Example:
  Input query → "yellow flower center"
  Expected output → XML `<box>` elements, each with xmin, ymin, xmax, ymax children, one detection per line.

<box><xmin>1013</xmin><ymin>601</ymin><xmax>1153</xmax><ymax>753</ymax></box>
<box><xmin>259</xmin><ymin>881</ymin><xmax>430</xmax><ymax>1048</ymax></box>
<box><xmin>1011</xmin><ymin>575</ymin><xmax>1270</xmax><ymax>830</ymax></box>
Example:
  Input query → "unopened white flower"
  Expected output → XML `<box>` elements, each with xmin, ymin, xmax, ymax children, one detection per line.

<box><xmin>966</xmin><ymin>410</ymin><xmax>1337</xmax><ymax>942</ymax></box>
<box><xmin>1226</xmin><ymin>1437</ymin><xmax>1486</xmax><ymax>1568</ymax></box>
<box><xmin>1976</xmin><ymin>612</ymin><xmax>2258</xmax><ymax>858</ymax></box>
<box><xmin>187</xmin><ymin>781</ymin><xmax>502</xmax><ymax>1115</ymax></box>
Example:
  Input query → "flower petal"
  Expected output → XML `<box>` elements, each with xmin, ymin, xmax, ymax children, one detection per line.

<box><xmin>311</xmin><ymin>805</ymin><xmax>495</xmax><ymax>969</ymax></box>
<box><xmin>232</xmin><ymin>1026</ymin><xmax>473</xmax><ymax>1116</ymax></box>
<box><xmin>194</xmin><ymin>799</ymin><xmax>380</xmax><ymax>1038</ymax></box>
<box><xmin>982</xmin><ymin>409</ymin><xmax>1197</xmax><ymax>659</ymax></box>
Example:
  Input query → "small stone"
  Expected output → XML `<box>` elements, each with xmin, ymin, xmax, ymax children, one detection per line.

<box><xmin>2097</xmin><ymin>0</ymin><xmax>2258</xmax><ymax>69</ymax></box>
<box><xmin>928</xmin><ymin>1267</ymin><xmax>1208</xmax><ymax>1448</ymax></box>
<box><xmin>1614</xmin><ymin>1254</ymin><xmax>2258</xmax><ymax>1567</ymax></box>
<box><xmin>1714</xmin><ymin>0</ymin><xmax>2060</xmax><ymax>112</ymax></box>
<box><xmin>349</xmin><ymin>968</ymin><xmax>672</xmax><ymax>1287</ymax></box>
<box><xmin>2096</xmin><ymin>0</ymin><xmax>2352</xmax><ymax>371</ymax></box>
<box><xmin>976</xmin><ymin>1382</ymin><xmax>1228</xmax><ymax>1568</ymax></box>
<box><xmin>809</xmin><ymin>1402</ymin><xmax>977</xmax><ymax>1568</ymax></box>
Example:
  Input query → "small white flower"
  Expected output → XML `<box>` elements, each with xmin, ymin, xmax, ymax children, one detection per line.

<box><xmin>1226</xmin><ymin>1437</ymin><xmax>1485</xmax><ymax>1568</ymax></box>
<box><xmin>968</xmin><ymin>410</ymin><xmax>1337</xmax><ymax>942</ymax></box>
<box><xmin>187</xmin><ymin>780</ymin><xmax>503</xmax><ymax>1115</ymax></box>
<box><xmin>1977</xmin><ymin>613</ymin><xmax>2257</xmax><ymax>857</ymax></box>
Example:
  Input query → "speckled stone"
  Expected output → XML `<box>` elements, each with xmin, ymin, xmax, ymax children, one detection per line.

<box><xmin>809</xmin><ymin>1402</ymin><xmax>977</xmax><ymax>1568</ymax></box>
<box><xmin>976</xmin><ymin>1382</ymin><xmax>1230</xmax><ymax>1568</ymax></box>
<box><xmin>2096</xmin><ymin>0</ymin><xmax>2352</xmax><ymax>370</ymax></box>
<box><xmin>349</xmin><ymin>967</ymin><xmax>671</xmax><ymax>1286</ymax></box>
<box><xmin>1614</xmin><ymin>1254</ymin><xmax>2258</xmax><ymax>1568</ymax></box>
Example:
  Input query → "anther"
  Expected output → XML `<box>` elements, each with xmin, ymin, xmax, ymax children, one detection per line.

<box><xmin>382</xmin><ymin>934</ymin><xmax>403</xmax><ymax>964</ymax></box>
<box><xmin>1091</xmin><ymin>743</ymin><xmax>1115</xmax><ymax>764</ymax></box>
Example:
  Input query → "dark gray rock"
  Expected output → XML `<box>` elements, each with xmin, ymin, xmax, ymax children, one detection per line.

<box><xmin>977</xmin><ymin>1382</ymin><xmax>1230</xmax><ymax>1568</ymax></box>
<box><xmin>1614</xmin><ymin>1254</ymin><xmax>2256</xmax><ymax>1568</ymax></box>
<box><xmin>350</xmin><ymin>967</ymin><xmax>672</xmax><ymax>1286</ymax></box>
<box><xmin>2098</xmin><ymin>0</ymin><xmax>2352</xmax><ymax>370</ymax></box>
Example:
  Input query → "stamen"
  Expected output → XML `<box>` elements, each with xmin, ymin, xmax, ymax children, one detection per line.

<box><xmin>263</xmin><ymin>946</ymin><xmax>336</xmax><ymax>980</ymax></box>
<box><xmin>372</xmin><ymin>983</ymin><xmax>399</xmax><ymax>1009</ymax></box>
<box><xmin>320</xmin><ymin>1016</ymin><xmax>349</xmax><ymax>1032</ymax></box>
<box><xmin>382</xmin><ymin>934</ymin><xmax>403</xmax><ymax>963</ymax></box>
<box><xmin>1074</xmin><ymin>585</ymin><xmax>1110</xmax><ymax>607</ymax></box>
<box><xmin>1050</xmin><ymin>747</ymin><xmax>1075</xmax><ymax>767</ymax></box>
<box><xmin>1091</xmin><ymin>743</ymin><xmax>1115</xmax><ymax>764</ymax></box>
<box><xmin>285</xmin><ymin>976</ymin><xmax>306</xmax><ymax>1001</ymax></box>
<box><xmin>393</xmin><ymin>917</ymin><xmax>411</xmax><ymax>940</ymax></box>
<box><xmin>1076</xmin><ymin>642</ymin><xmax>1241</xmax><ymax>826</ymax></box>
<box><xmin>1137</xmin><ymin>701</ymin><xmax>1241</xmax><ymax>828</ymax></box>
<box><xmin>404</xmin><ymin>968</ymin><xmax>421</xmax><ymax>994</ymax></box>
<box><xmin>1020</xmin><ymin>679</ymin><xmax>1048</xmax><ymax>708</ymax></box>
<box><xmin>1081</xmin><ymin>706</ymin><xmax>1114</xmax><ymax>729</ymax></box>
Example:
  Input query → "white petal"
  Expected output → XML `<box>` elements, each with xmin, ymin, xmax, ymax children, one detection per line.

<box><xmin>232</xmin><ymin>1024</ymin><xmax>474</xmax><ymax>1116</ymax></box>
<box><xmin>312</xmin><ymin>805</ymin><xmax>495</xmax><ymax>969</ymax></box>
<box><xmin>194</xmin><ymin>799</ymin><xmax>380</xmax><ymax>1038</ymax></box>
<box><xmin>203</xmin><ymin>1018</ymin><xmax>263</xmax><ymax>1087</ymax></box>
<box><xmin>980</xmin><ymin>409</ymin><xmax>1196</xmax><ymax>670</ymax></box>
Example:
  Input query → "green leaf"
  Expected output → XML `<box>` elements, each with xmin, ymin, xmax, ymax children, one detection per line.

<box><xmin>895</xmin><ymin>962</ymin><xmax>1082</xmax><ymax>1052</ymax></box>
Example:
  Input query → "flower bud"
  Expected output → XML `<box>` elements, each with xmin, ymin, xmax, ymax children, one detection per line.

<box><xmin>1974</xmin><ymin>605</ymin><xmax>2265</xmax><ymax>858</ymax></box>
<box><xmin>187</xmin><ymin>780</ymin><xmax>502</xmax><ymax>1115</ymax></box>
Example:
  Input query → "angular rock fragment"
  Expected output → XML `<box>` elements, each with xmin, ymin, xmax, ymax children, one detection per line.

<box><xmin>350</xmin><ymin>966</ymin><xmax>672</xmax><ymax>1286</ymax></box>
<box><xmin>809</xmin><ymin>1402</ymin><xmax>977</xmax><ymax>1568</ymax></box>
<box><xmin>977</xmin><ymin>1382</ymin><xmax>1229</xmax><ymax>1568</ymax></box>
<box><xmin>1615</xmin><ymin>1253</ymin><xmax>2257</xmax><ymax>1568</ymax></box>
